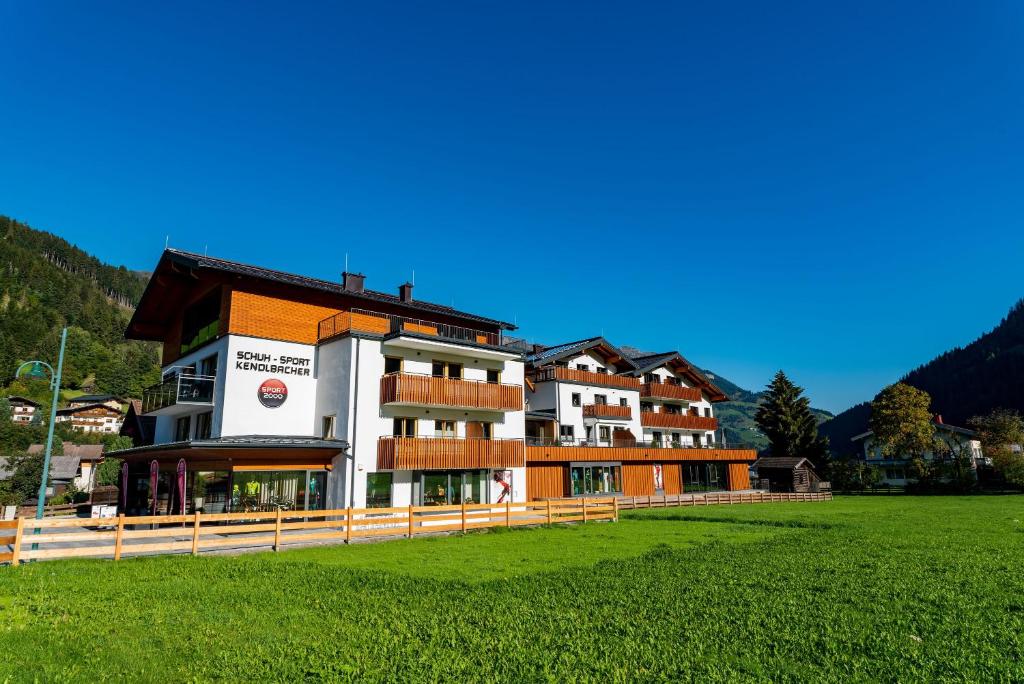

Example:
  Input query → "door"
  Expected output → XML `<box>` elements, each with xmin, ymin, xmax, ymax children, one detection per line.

<box><xmin>466</xmin><ymin>421</ymin><xmax>485</xmax><ymax>440</ymax></box>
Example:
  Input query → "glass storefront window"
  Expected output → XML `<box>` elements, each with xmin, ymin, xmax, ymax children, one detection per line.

<box><xmin>569</xmin><ymin>464</ymin><xmax>623</xmax><ymax>496</ymax></box>
<box><xmin>228</xmin><ymin>470</ymin><xmax>328</xmax><ymax>512</ymax></box>
<box><xmin>366</xmin><ymin>472</ymin><xmax>393</xmax><ymax>508</ymax></box>
<box><xmin>684</xmin><ymin>462</ymin><xmax>727</xmax><ymax>493</ymax></box>
<box><xmin>415</xmin><ymin>470</ymin><xmax>486</xmax><ymax>505</ymax></box>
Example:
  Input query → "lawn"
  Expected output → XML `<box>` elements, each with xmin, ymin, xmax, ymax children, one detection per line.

<box><xmin>2</xmin><ymin>497</ymin><xmax>1023</xmax><ymax>681</ymax></box>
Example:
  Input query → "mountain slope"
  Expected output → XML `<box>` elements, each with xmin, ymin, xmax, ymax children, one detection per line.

<box><xmin>0</xmin><ymin>215</ymin><xmax>159</xmax><ymax>399</ymax></box>
<box><xmin>819</xmin><ymin>299</ymin><xmax>1024</xmax><ymax>456</ymax></box>
<box><xmin>703</xmin><ymin>370</ymin><xmax>833</xmax><ymax>451</ymax></box>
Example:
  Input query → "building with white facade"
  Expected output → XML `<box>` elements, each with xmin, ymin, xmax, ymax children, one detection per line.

<box><xmin>850</xmin><ymin>416</ymin><xmax>986</xmax><ymax>485</ymax></box>
<box><xmin>55</xmin><ymin>403</ymin><xmax>124</xmax><ymax>434</ymax></box>
<box><xmin>7</xmin><ymin>396</ymin><xmax>39</xmax><ymax>424</ymax></box>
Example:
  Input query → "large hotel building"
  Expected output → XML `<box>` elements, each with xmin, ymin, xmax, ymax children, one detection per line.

<box><xmin>116</xmin><ymin>249</ymin><xmax>756</xmax><ymax>515</ymax></box>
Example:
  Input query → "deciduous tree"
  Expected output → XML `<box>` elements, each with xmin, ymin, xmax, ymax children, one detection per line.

<box><xmin>970</xmin><ymin>409</ymin><xmax>1024</xmax><ymax>489</ymax></box>
<box><xmin>869</xmin><ymin>383</ymin><xmax>938</xmax><ymax>482</ymax></box>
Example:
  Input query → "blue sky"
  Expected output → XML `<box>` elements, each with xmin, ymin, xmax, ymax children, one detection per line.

<box><xmin>2</xmin><ymin>2</ymin><xmax>1023</xmax><ymax>413</ymax></box>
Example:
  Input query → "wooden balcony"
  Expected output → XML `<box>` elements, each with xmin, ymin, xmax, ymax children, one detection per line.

<box><xmin>378</xmin><ymin>437</ymin><xmax>525</xmax><ymax>470</ymax></box>
<box><xmin>318</xmin><ymin>308</ymin><xmax>499</xmax><ymax>346</ymax></box>
<box><xmin>582</xmin><ymin>404</ymin><xmax>632</xmax><ymax>420</ymax></box>
<box><xmin>380</xmin><ymin>373</ymin><xmax>523</xmax><ymax>411</ymax></box>
<box><xmin>640</xmin><ymin>412</ymin><xmax>718</xmax><ymax>431</ymax></box>
<box><xmin>533</xmin><ymin>366</ymin><xmax>641</xmax><ymax>390</ymax></box>
<box><xmin>640</xmin><ymin>382</ymin><xmax>702</xmax><ymax>402</ymax></box>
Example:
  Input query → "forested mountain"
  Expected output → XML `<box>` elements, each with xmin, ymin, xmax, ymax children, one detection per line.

<box><xmin>819</xmin><ymin>299</ymin><xmax>1024</xmax><ymax>455</ymax></box>
<box><xmin>703</xmin><ymin>370</ymin><xmax>833</xmax><ymax>451</ymax></box>
<box><xmin>0</xmin><ymin>215</ymin><xmax>159</xmax><ymax>401</ymax></box>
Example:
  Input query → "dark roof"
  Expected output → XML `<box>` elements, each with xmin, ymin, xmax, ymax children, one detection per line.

<box><xmin>753</xmin><ymin>457</ymin><xmax>814</xmax><ymax>470</ymax></box>
<box><xmin>6</xmin><ymin>395</ymin><xmax>40</xmax><ymax>406</ymax></box>
<box><xmin>625</xmin><ymin>350</ymin><xmax>728</xmax><ymax>402</ymax></box>
<box><xmin>525</xmin><ymin>337</ymin><xmax>638</xmax><ymax>370</ymax></box>
<box><xmin>69</xmin><ymin>394</ymin><xmax>119</xmax><ymax>403</ymax></box>
<box><xmin>161</xmin><ymin>249</ymin><xmax>516</xmax><ymax>330</ymax></box>
<box><xmin>108</xmin><ymin>434</ymin><xmax>349</xmax><ymax>458</ymax></box>
<box><xmin>28</xmin><ymin>442</ymin><xmax>104</xmax><ymax>460</ymax></box>
<box><xmin>1</xmin><ymin>455</ymin><xmax>81</xmax><ymax>481</ymax></box>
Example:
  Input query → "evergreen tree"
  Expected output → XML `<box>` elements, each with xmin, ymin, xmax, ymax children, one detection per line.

<box><xmin>754</xmin><ymin>370</ymin><xmax>829</xmax><ymax>465</ymax></box>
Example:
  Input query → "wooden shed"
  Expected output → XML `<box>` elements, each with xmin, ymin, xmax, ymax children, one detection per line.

<box><xmin>752</xmin><ymin>457</ymin><xmax>823</xmax><ymax>493</ymax></box>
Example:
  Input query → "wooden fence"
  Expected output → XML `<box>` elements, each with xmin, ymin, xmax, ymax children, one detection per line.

<box><xmin>618</xmin><ymin>491</ymin><xmax>833</xmax><ymax>509</ymax></box>
<box><xmin>3</xmin><ymin>499</ymin><xmax>616</xmax><ymax>566</ymax></box>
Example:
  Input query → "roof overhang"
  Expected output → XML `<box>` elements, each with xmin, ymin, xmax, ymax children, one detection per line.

<box><xmin>109</xmin><ymin>435</ymin><xmax>349</xmax><ymax>465</ymax></box>
<box><xmin>630</xmin><ymin>351</ymin><xmax>728</xmax><ymax>402</ymax></box>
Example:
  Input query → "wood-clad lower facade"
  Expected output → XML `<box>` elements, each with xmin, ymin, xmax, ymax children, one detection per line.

<box><xmin>525</xmin><ymin>445</ymin><xmax>755</xmax><ymax>499</ymax></box>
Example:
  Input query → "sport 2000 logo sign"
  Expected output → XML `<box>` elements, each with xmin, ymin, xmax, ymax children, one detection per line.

<box><xmin>257</xmin><ymin>378</ymin><xmax>288</xmax><ymax>408</ymax></box>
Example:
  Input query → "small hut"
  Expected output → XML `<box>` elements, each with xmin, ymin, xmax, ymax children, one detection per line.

<box><xmin>752</xmin><ymin>457</ymin><xmax>825</xmax><ymax>493</ymax></box>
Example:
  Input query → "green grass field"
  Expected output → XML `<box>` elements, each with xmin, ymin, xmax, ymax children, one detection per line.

<box><xmin>2</xmin><ymin>497</ymin><xmax>1023</xmax><ymax>681</ymax></box>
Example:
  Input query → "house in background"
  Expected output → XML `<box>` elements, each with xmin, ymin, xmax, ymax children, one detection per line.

<box><xmin>752</xmin><ymin>456</ymin><xmax>826</xmax><ymax>493</ymax></box>
<box><xmin>851</xmin><ymin>415</ymin><xmax>985</xmax><ymax>486</ymax></box>
<box><xmin>55</xmin><ymin>403</ymin><xmax>124</xmax><ymax>434</ymax></box>
<box><xmin>7</xmin><ymin>396</ymin><xmax>40</xmax><ymax>424</ymax></box>
<box><xmin>27</xmin><ymin>442</ymin><xmax>106</xmax><ymax>492</ymax></box>
<box><xmin>67</xmin><ymin>394</ymin><xmax>123</xmax><ymax>411</ymax></box>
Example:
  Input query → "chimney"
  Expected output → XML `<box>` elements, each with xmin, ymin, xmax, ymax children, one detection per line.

<box><xmin>342</xmin><ymin>272</ymin><xmax>365</xmax><ymax>293</ymax></box>
<box><xmin>935</xmin><ymin>414</ymin><xmax>944</xmax><ymax>425</ymax></box>
<box><xmin>532</xmin><ymin>343</ymin><xmax>544</xmax><ymax>354</ymax></box>
<box><xmin>399</xmin><ymin>282</ymin><xmax>414</xmax><ymax>303</ymax></box>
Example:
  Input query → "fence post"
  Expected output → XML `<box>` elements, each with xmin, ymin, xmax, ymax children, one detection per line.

<box><xmin>505</xmin><ymin>501</ymin><xmax>511</xmax><ymax>528</ymax></box>
<box><xmin>613</xmin><ymin>496</ymin><xmax>619</xmax><ymax>522</ymax></box>
<box><xmin>461</xmin><ymin>502</ymin><xmax>467</xmax><ymax>534</ymax></box>
<box><xmin>113</xmin><ymin>514</ymin><xmax>125</xmax><ymax>561</ymax></box>
<box><xmin>407</xmin><ymin>505</ymin><xmax>414</xmax><ymax>538</ymax></box>
<box><xmin>345</xmin><ymin>507</ymin><xmax>353</xmax><ymax>543</ymax></box>
<box><xmin>582</xmin><ymin>498</ymin><xmax>588</xmax><ymax>523</ymax></box>
<box><xmin>10</xmin><ymin>516</ymin><xmax>25</xmax><ymax>566</ymax></box>
<box><xmin>546</xmin><ymin>500</ymin><xmax>552</xmax><ymax>525</ymax></box>
<box><xmin>273</xmin><ymin>508</ymin><xmax>283</xmax><ymax>551</ymax></box>
<box><xmin>631</xmin><ymin>496</ymin><xmax>636</xmax><ymax>510</ymax></box>
<box><xmin>191</xmin><ymin>512</ymin><xmax>201</xmax><ymax>556</ymax></box>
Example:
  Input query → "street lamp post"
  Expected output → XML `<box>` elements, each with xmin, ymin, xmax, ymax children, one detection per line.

<box><xmin>15</xmin><ymin>327</ymin><xmax>68</xmax><ymax>520</ymax></box>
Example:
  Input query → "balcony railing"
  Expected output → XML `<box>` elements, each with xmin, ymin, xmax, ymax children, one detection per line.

<box><xmin>380</xmin><ymin>373</ymin><xmax>523</xmax><ymax>411</ymax></box>
<box><xmin>525</xmin><ymin>437</ymin><xmax>748</xmax><ymax>449</ymax></box>
<box><xmin>142</xmin><ymin>373</ymin><xmax>216</xmax><ymax>414</ymax></box>
<box><xmin>640</xmin><ymin>412</ymin><xmax>718</xmax><ymax>431</ymax></box>
<box><xmin>640</xmin><ymin>382</ymin><xmax>702</xmax><ymax>402</ymax></box>
<box><xmin>318</xmin><ymin>308</ymin><xmax>500</xmax><ymax>346</ymax></box>
<box><xmin>377</xmin><ymin>437</ymin><xmax>525</xmax><ymax>470</ymax></box>
<box><xmin>582</xmin><ymin>404</ymin><xmax>632</xmax><ymax>419</ymax></box>
<box><xmin>532</xmin><ymin>366</ymin><xmax>641</xmax><ymax>390</ymax></box>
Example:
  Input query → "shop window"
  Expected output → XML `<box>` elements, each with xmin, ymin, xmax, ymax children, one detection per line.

<box><xmin>417</xmin><ymin>470</ymin><xmax>486</xmax><ymax>505</ymax></box>
<box><xmin>230</xmin><ymin>470</ymin><xmax>327</xmax><ymax>512</ymax></box>
<box><xmin>384</xmin><ymin>357</ymin><xmax>402</xmax><ymax>374</ymax></box>
<box><xmin>180</xmin><ymin>288</ymin><xmax>221</xmax><ymax>355</ymax></box>
<box><xmin>393</xmin><ymin>417</ymin><xmax>416</xmax><ymax>437</ymax></box>
<box><xmin>366</xmin><ymin>472</ymin><xmax>393</xmax><ymax>508</ymax></box>
<box><xmin>570</xmin><ymin>464</ymin><xmax>622</xmax><ymax>496</ymax></box>
<box><xmin>683</xmin><ymin>463</ymin><xmax>726</xmax><ymax>493</ymax></box>
<box><xmin>486</xmin><ymin>369</ymin><xmax>500</xmax><ymax>383</ymax></box>
<box><xmin>322</xmin><ymin>415</ymin><xmax>337</xmax><ymax>439</ymax></box>
<box><xmin>571</xmin><ymin>393</ymin><xmax>581</xmax><ymax>407</ymax></box>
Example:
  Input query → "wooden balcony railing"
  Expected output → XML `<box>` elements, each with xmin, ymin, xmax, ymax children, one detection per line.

<box><xmin>640</xmin><ymin>413</ymin><xmax>718</xmax><ymax>431</ymax></box>
<box><xmin>582</xmin><ymin>404</ymin><xmax>632</xmax><ymax>419</ymax></box>
<box><xmin>380</xmin><ymin>373</ymin><xmax>523</xmax><ymax>411</ymax></box>
<box><xmin>640</xmin><ymin>382</ymin><xmax>702</xmax><ymax>402</ymax></box>
<box><xmin>533</xmin><ymin>366</ymin><xmax>641</xmax><ymax>390</ymax></box>
<box><xmin>318</xmin><ymin>308</ymin><xmax>499</xmax><ymax>346</ymax></box>
<box><xmin>378</xmin><ymin>437</ymin><xmax>525</xmax><ymax>470</ymax></box>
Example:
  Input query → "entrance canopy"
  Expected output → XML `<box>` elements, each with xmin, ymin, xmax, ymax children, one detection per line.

<box><xmin>110</xmin><ymin>435</ymin><xmax>348</xmax><ymax>471</ymax></box>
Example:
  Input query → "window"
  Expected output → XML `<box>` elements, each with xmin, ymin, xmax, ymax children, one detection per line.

<box><xmin>684</xmin><ymin>463</ymin><xmax>726</xmax><ymax>493</ymax></box>
<box><xmin>196</xmin><ymin>411</ymin><xmax>213</xmax><ymax>440</ymax></box>
<box><xmin>576</xmin><ymin>363</ymin><xmax>590</xmax><ymax>372</ymax></box>
<box><xmin>640</xmin><ymin>402</ymin><xmax>654</xmax><ymax>413</ymax></box>
<box><xmin>671</xmin><ymin>432</ymin><xmax>682</xmax><ymax>447</ymax></box>
<box><xmin>384</xmin><ymin>357</ymin><xmax>402</xmax><ymax>374</ymax></box>
<box><xmin>416</xmin><ymin>470</ymin><xmax>486</xmax><ymax>505</ymax></box>
<box><xmin>599</xmin><ymin>426</ymin><xmax>611</xmax><ymax>442</ymax></box>
<box><xmin>322</xmin><ymin>414</ymin><xmax>337</xmax><ymax>439</ymax></box>
<box><xmin>432</xmin><ymin>361</ymin><xmax>462</xmax><ymax>378</ymax></box>
<box><xmin>175</xmin><ymin>416</ymin><xmax>191</xmax><ymax>441</ymax></box>
<box><xmin>571</xmin><ymin>393</ymin><xmax>581</xmax><ymax>407</ymax></box>
<box><xmin>596</xmin><ymin>367</ymin><xmax>607</xmax><ymax>374</ymax></box>
<box><xmin>180</xmin><ymin>288</ymin><xmax>221</xmax><ymax>355</ymax></box>
<box><xmin>570</xmin><ymin>464</ymin><xmax>622</xmax><ymax>496</ymax></box>
<box><xmin>619</xmin><ymin>398</ymin><xmax>628</xmax><ymax>407</ymax></box>
<box><xmin>704</xmin><ymin>407</ymin><xmax>712</xmax><ymax>417</ymax></box>
<box><xmin>693</xmin><ymin>433</ymin><xmax>703</xmax><ymax>447</ymax></box>
<box><xmin>200</xmin><ymin>353</ymin><xmax>218</xmax><ymax>377</ymax></box>
<box><xmin>560</xmin><ymin>425</ymin><xmax>575</xmax><ymax>440</ymax></box>
<box><xmin>231</xmin><ymin>470</ymin><xmax>328</xmax><ymax>512</ymax></box>
<box><xmin>486</xmin><ymin>369</ymin><xmax>501</xmax><ymax>384</ymax></box>
<box><xmin>644</xmin><ymin>372</ymin><xmax>656</xmax><ymax>384</ymax></box>
<box><xmin>652</xmin><ymin>431</ymin><xmax>662</xmax><ymax>446</ymax></box>
<box><xmin>393</xmin><ymin>417</ymin><xmax>416</xmax><ymax>437</ymax></box>
<box><xmin>366</xmin><ymin>472</ymin><xmax>393</xmax><ymax>508</ymax></box>
<box><xmin>594</xmin><ymin>394</ymin><xmax>607</xmax><ymax>405</ymax></box>
<box><xmin>434</xmin><ymin>420</ymin><xmax>456</xmax><ymax>437</ymax></box>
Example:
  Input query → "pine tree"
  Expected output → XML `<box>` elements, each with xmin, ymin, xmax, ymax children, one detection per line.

<box><xmin>754</xmin><ymin>370</ymin><xmax>830</xmax><ymax>465</ymax></box>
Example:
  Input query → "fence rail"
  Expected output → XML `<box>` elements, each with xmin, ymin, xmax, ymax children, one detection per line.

<box><xmin>617</xmin><ymin>491</ymin><xmax>833</xmax><ymax>509</ymax></box>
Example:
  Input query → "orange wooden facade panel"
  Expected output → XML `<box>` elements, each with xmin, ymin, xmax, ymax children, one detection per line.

<box><xmin>229</xmin><ymin>290</ymin><xmax>341</xmax><ymax>345</ymax></box>
<box><xmin>582</xmin><ymin>404</ymin><xmax>632</xmax><ymax>419</ymax></box>
<box><xmin>380</xmin><ymin>374</ymin><xmax>523</xmax><ymax>411</ymax></box>
<box><xmin>378</xmin><ymin>437</ymin><xmax>525</xmax><ymax>470</ymax></box>
<box><xmin>526</xmin><ymin>464</ymin><xmax>568</xmax><ymax>500</ymax></box>
<box><xmin>640</xmin><ymin>383</ymin><xmax>702</xmax><ymax>402</ymax></box>
<box><xmin>639</xmin><ymin>412</ymin><xmax>719</xmax><ymax>431</ymax></box>
<box><xmin>526</xmin><ymin>445</ymin><xmax>756</xmax><ymax>464</ymax></box>
<box><xmin>728</xmin><ymin>463</ymin><xmax>751</xmax><ymax>491</ymax></box>
<box><xmin>623</xmin><ymin>464</ymin><xmax>655</xmax><ymax>496</ymax></box>
<box><xmin>663</xmin><ymin>463</ymin><xmax>683</xmax><ymax>495</ymax></box>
